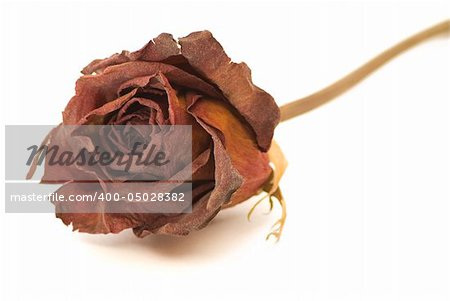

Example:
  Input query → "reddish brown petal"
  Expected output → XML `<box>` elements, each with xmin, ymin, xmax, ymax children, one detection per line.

<box><xmin>152</xmin><ymin>74</ymin><xmax>212</xmax><ymax>158</ymax></box>
<box><xmin>81</xmin><ymin>33</ymin><xmax>180</xmax><ymax>75</ymax></box>
<box><xmin>156</xmin><ymin>73</ymin><xmax>190</xmax><ymax>125</ymax></box>
<box><xmin>130</xmin><ymin>33</ymin><xmax>180</xmax><ymax>62</ymax></box>
<box><xmin>179</xmin><ymin>31</ymin><xmax>279</xmax><ymax>151</ymax></box>
<box><xmin>63</xmin><ymin>62</ymin><xmax>223</xmax><ymax>125</ymax></box>
<box><xmin>55</xmin><ymin>182</ymin><xmax>143</xmax><ymax>234</ymax></box>
<box><xmin>114</xmin><ymin>97</ymin><xmax>167</xmax><ymax>125</ymax></box>
<box><xmin>81</xmin><ymin>51</ymin><xmax>132</xmax><ymax>76</ymax></box>
<box><xmin>190</xmin><ymin>96</ymin><xmax>271</xmax><ymax>207</ymax></box>
<box><xmin>133</xmin><ymin>124</ymin><xmax>242</xmax><ymax>236</ymax></box>
<box><xmin>55</xmin><ymin>148</ymin><xmax>216</xmax><ymax>236</ymax></box>
<box><xmin>77</xmin><ymin>89</ymin><xmax>137</xmax><ymax>125</ymax></box>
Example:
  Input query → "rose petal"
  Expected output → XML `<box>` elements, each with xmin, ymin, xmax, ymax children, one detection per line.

<box><xmin>63</xmin><ymin>62</ymin><xmax>223</xmax><ymax>125</ymax></box>
<box><xmin>179</xmin><ymin>31</ymin><xmax>279</xmax><ymax>151</ymax></box>
<box><xmin>76</xmin><ymin>89</ymin><xmax>137</xmax><ymax>125</ymax></box>
<box><xmin>81</xmin><ymin>33</ymin><xmax>180</xmax><ymax>75</ymax></box>
<box><xmin>54</xmin><ymin>182</ymin><xmax>143</xmax><ymax>234</ymax></box>
<box><xmin>189</xmin><ymin>95</ymin><xmax>271</xmax><ymax>206</ymax></box>
<box><xmin>131</xmin><ymin>33</ymin><xmax>180</xmax><ymax>62</ymax></box>
<box><xmin>133</xmin><ymin>124</ymin><xmax>242</xmax><ymax>236</ymax></box>
<box><xmin>114</xmin><ymin>97</ymin><xmax>167</xmax><ymax>125</ymax></box>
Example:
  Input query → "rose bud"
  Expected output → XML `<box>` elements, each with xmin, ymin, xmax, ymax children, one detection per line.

<box><xmin>37</xmin><ymin>31</ymin><xmax>286</xmax><ymax>239</ymax></box>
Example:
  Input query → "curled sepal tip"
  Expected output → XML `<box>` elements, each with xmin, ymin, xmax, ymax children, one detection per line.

<box><xmin>248</xmin><ymin>140</ymin><xmax>288</xmax><ymax>241</ymax></box>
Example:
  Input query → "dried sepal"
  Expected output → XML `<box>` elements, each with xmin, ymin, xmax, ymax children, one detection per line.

<box><xmin>265</xmin><ymin>188</ymin><xmax>286</xmax><ymax>242</ymax></box>
<box><xmin>248</xmin><ymin>141</ymin><xmax>288</xmax><ymax>241</ymax></box>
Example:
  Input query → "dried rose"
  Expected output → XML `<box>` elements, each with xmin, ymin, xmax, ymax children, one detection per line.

<box><xmin>52</xmin><ymin>31</ymin><xmax>281</xmax><ymax>237</ymax></box>
<box><xmin>27</xmin><ymin>20</ymin><xmax>449</xmax><ymax>241</ymax></box>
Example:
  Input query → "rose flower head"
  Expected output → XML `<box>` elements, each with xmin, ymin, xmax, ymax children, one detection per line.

<box><xmin>34</xmin><ymin>31</ymin><xmax>286</xmax><ymax>239</ymax></box>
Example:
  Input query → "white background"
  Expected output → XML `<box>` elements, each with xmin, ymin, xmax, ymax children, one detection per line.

<box><xmin>1</xmin><ymin>0</ymin><xmax>449</xmax><ymax>300</ymax></box>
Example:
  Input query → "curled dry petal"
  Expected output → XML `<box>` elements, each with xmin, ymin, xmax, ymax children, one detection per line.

<box><xmin>179</xmin><ymin>31</ymin><xmax>279</xmax><ymax>151</ymax></box>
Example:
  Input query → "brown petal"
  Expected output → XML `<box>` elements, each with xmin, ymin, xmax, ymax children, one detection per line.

<box><xmin>113</xmin><ymin>97</ymin><xmax>167</xmax><ymax>125</ymax></box>
<box><xmin>81</xmin><ymin>33</ymin><xmax>180</xmax><ymax>75</ymax></box>
<box><xmin>179</xmin><ymin>31</ymin><xmax>280</xmax><ymax>151</ymax></box>
<box><xmin>54</xmin><ymin>182</ymin><xmax>143</xmax><ymax>234</ymax></box>
<box><xmin>189</xmin><ymin>96</ymin><xmax>271</xmax><ymax>207</ymax></box>
<box><xmin>77</xmin><ymin>89</ymin><xmax>137</xmax><ymax>125</ymax></box>
<box><xmin>81</xmin><ymin>51</ymin><xmax>131</xmax><ymax>76</ymax></box>
<box><xmin>133</xmin><ymin>123</ymin><xmax>242</xmax><ymax>236</ymax></box>
<box><xmin>54</xmin><ymin>147</ymin><xmax>216</xmax><ymax>235</ymax></box>
<box><xmin>63</xmin><ymin>62</ymin><xmax>223</xmax><ymax>125</ymax></box>
<box><xmin>131</xmin><ymin>33</ymin><xmax>180</xmax><ymax>62</ymax></box>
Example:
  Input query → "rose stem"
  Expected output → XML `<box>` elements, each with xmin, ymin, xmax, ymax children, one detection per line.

<box><xmin>279</xmin><ymin>19</ymin><xmax>449</xmax><ymax>122</ymax></box>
